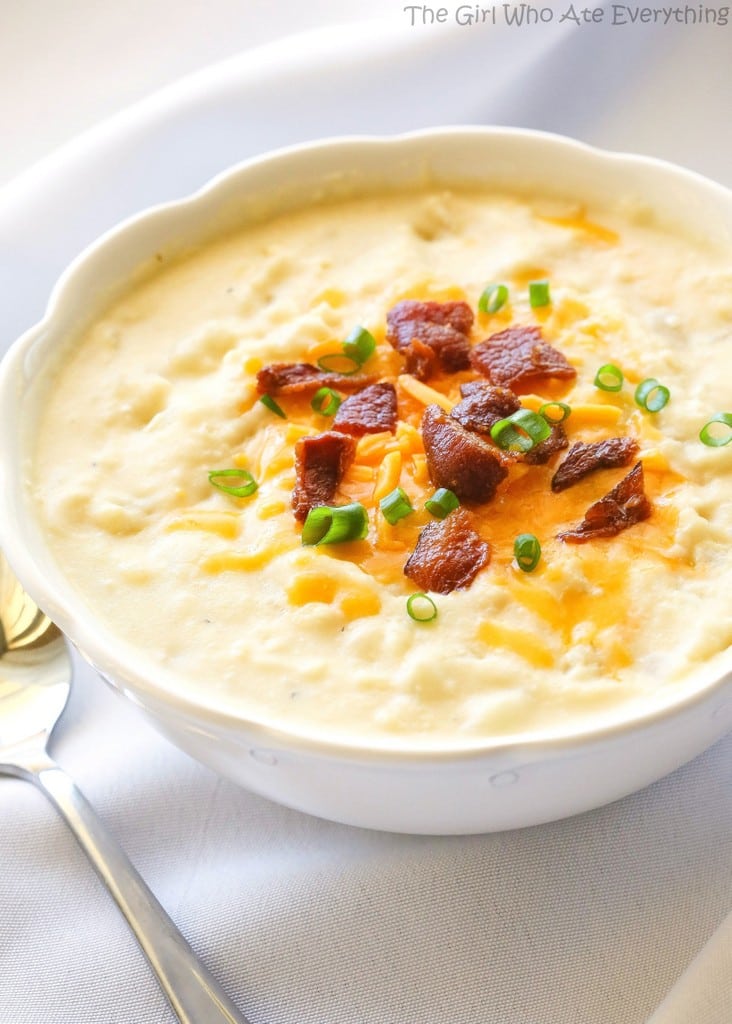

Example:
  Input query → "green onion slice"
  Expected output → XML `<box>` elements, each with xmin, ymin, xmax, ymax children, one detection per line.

<box><xmin>538</xmin><ymin>401</ymin><xmax>571</xmax><ymax>424</ymax></box>
<box><xmin>259</xmin><ymin>393</ymin><xmax>286</xmax><ymax>418</ymax></box>
<box><xmin>343</xmin><ymin>325</ymin><xmax>377</xmax><ymax>366</ymax></box>
<box><xmin>699</xmin><ymin>412</ymin><xmax>732</xmax><ymax>447</ymax></box>
<box><xmin>208</xmin><ymin>468</ymin><xmax>258</xmax><ymax>498</ymax></box>
<box><xmin>490</xmin><ymin>409</ymin><xmax>552</xmax><ymax>453</ymax></box>
<box><xmin>514</xmin><ymin>533</ymin><xmax>542</xmax><ymax>573</ymax></box>
<box><xmin>301</xmin><ymin>502</ymin><xmax>369</xmax><ymax>545</ymax></box>
<box><xmin>379</xmin><ymin>486</ymin><xmax>414</xmax><ymax>525</ymax></box>
<box><xmin>529</xmin><ymin>280</ymin><xmax>551</xmax><ymax>308</ymax></box>
<box><xmin>317</xmin><ymin>327</ymin><xmax>376</xmax><ymax>376</ymax></box>
<box><xmin>316</xmin><ymin>352</ymin><xmax>361</xmax><ymax>375</ymax></box>
<box><xmin>634</xmin><ymin>378</ymin><xmax>670</xmax><ymax>413</ymax></box>
<box><xmin>594</xmin><ymin>363</ymin><xmax>624</xmax><ymax>392</ymax></box>
<box><xmin>406</xmin><ymin>592</ymin><xmax>438</xmax><ymax>623</ymax></box>
<box><xmin>478</xmin><ymin>283</ymin><xmax>509</xmax><ymax>315</ymax></box>
<box><xmin>424</xmin><ymin>487</ymin><xmax>460</xmax><ymax>520</ymax></box>
<box><xmin>310</xmin><ymin>386</ymin><xmax>342</xmax><ymax>416</ymax></box>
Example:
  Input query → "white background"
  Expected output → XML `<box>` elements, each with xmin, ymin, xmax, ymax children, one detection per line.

<box><xmin>0</xmin><ymin>0</ymin><xmax>399</xmax><ymax>184</ymax></box>
<box><xmin>3</xmin><ymin>1</ymin><xmax>732</xmax><ymax>187</ymax></box>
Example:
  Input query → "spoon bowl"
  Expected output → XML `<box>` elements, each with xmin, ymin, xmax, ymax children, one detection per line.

<box><xmin>0</xmin><ymin>553</ymin><xmax>69</xmax><ymax>764</ymax></box>
<box><xmin>0</xmin><ymin>551</ymin><xmax>251</xmax><ymax>1024</ymax></box>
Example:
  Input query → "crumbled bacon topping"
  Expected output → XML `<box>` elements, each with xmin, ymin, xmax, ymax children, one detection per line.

<box><xmin>332</xmin><ymin>382</ymin><xmax>398</xmax><ymax>436</ymax></box>
<box><xmin>522</xmin><ymin>423</ymin><xmax>569</xmax><ymax>465</ymax></box>
<box><xmin>558</xmin><ymin>462</ymin><xmax>651</xmax><ymax>543</ymax></box>
<box><xmin>403</xmin><ymin>338</ymin><xmax>437</xmax><ymax>381</ymax></box>
<box><xmin>292</xmin><ymin>431</ymin><xmax>356</xmax><ymax>522</ymax></box>
<box><xmin>551</xmin><ymin>437</ymin><xmax>640</xmax><ymax>492</ymax></box>
<box><xmin>450</xmin><ymin>382</ymin><xmax>566</xmax><ymax>464</ymax></box>
<box><xmin>249</xmin><ymin>287</ymin><xmax>669</xmax><ymax>598</ymax></box>
<box><xmin>450</xmin><ymin>381</ymin><xmax>521</xmax><ymax>435</ymax></box>
<box><xmin>404</xmin><ymin>508</ymin><xmax>490</xmax><ymax>594</ymax></box>
<box><xmin>470</xmin><ymin>325</ymin><xmax>576</xmax><ymax>392</ymax></box>
<box><xmin>421</xmin><ymin>404</ymin><xmax>509</xmax><ymax>504</ymax></box>
<box><xmin>257</xmin><ymin>362</ymin><xmax>375</xmax><ymax>395</ymax></box>
<box><xmin>386</xmin><ymin>300</ymin><xmax>473</xmax><ymax>380</ymax></box>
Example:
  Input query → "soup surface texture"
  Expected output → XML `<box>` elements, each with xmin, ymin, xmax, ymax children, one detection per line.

<box><xmin>32</xmin><ymin>189</ymin><xmax>732</xmax><ymax>748</ymax></box>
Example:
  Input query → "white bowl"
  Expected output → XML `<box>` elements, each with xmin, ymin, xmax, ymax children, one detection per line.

<box><xmin>1</xmin><ymin>127</ymin><xmax>731</xmax><ymax>834</ymax></box>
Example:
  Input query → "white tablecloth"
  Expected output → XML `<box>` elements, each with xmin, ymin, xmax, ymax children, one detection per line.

<box><xmin>1</xmin><ymin>6</ymin><xmax>730</xmax><ymax>1022</ymax></box>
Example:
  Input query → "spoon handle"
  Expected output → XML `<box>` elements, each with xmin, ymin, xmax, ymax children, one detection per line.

<box><xmin>32</xmin><ymin>759</ymin><xmax>252</xmax><ymax>1024</ymax></box>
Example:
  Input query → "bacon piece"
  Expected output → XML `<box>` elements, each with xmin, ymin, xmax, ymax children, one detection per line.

<box><xmin>470</xmin><ymin>326</ymin><xmax>576</xmax><ymax>392</ymax></box>
<box><xmin>450</xmin><ymin>381</ymin><xmax>521</xmax><ymax>435</ymax></box>
<box><xmin>450</xmin><ymin>382</ymin><xmax>566</xmax><ymax>464</ymax></box>
<box><xmin>256</xmin><ymin>362</ymin><xmax>375</xmax><ymax>396</ymax></box>
<box><xmin>404</xmin><ymin>508</ymin><xmax>490</xmax><ymax>594</ymax></box>
<box><xmin>386</xmin><ymin>300</ymin><xmax>473</xmax><ymax>379</ymax></box>
<box><xmin>522</xmin><ymin>423</ymin><xmax>569</xmax><ymax>466</ymax></box>
<box><xmin>292</xmin><ymin>431</ymin><xmax>356</xmax><ymax>522</ymax></box>
<box><xmin>404</xmin><ymin>338</ymin><xmax>437</xmax><ymax>381</ymax></box>
<box><xmin>332</xmin><ymin>382</ymin><xmax>398</xmax><ymax>437</ymax></box>
<box><xmin>551</xmin><ymin>437</ymin><xmax>640</xmax><ymax>492</ymax></box>
<box><xmin>558</xmin><ymin>463</ymin><xmax>651</xmax><ymax>543</ymax></box>
<box><xmin>421</xmin><ymin>404</ymin><xmax>508</xmax><ymax>504</ymax></box>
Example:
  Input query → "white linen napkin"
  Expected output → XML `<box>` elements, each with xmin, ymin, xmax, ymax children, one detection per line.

<box><xmin>647</xmin><ymin>909</ymin><xmax>732</xmax><ymax>1024</ymax></box>
<box><xmin>1</xmin><ymin>7</ymin><xmax>730</xmax><ymax>1023</ymax></box>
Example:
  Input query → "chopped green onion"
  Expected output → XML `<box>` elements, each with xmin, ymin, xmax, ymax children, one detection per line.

<box><xmin>490</xmin><ymin>409</ymin><xmax>552</xmax><ymax>453</ymax></box>
<box><xmin>316</xmin><ymin>352</ymin><xmax>361</xmax><ymax>375</ymax></box>
<box><xmin>310</xmin><ymin>387</ymin><xmax>342</xmax><ymax>416</ymax></box>
<box><xmin>208</xmin><ymin>469</ymin><xmax>258</xmax><ymax>498</ymax></box>
<box><xmin>699</xmin><ymin>412</ymin><xmax>732</xmax><ymax>447</ymax></box>
<box><xmin>301</xmin><ymin>502</ymin><xmax>369</xmax><ymax>545</ymax></box>
<box><xmin>343</xmin><ymin>325</ymin><xmax>376</xmax><ymax>366</ymax></box>
<box><xmin>514</xmin><ymin>533</ymin><xmax>541</xmax><ymax>573</ymax></box>
<box><xmin>406</xmin><ymin>592</ymin><xmax>438</xmax><ymax>623</ymax></box>
<box><xmin>538</xmin><ymin>401</ymin><xmax>571</xmax><ymax>424</ymax></box>
<box><xmin>634</xmin><ymin>378</ymin><xmax>670</xmax><ymax>413</ymax></box>
<box><xmin>424</xmin><ymin>487</ymin><xmax>460</xmax><ymax>520</ymax></box>
<box><xmin>529</xmin><ymin>280</ymin><xmax>551</xmax><ymax>308</ymax></box>
<box><xmin>478</xmin><ymin>283</ymin><xmax>509</xmax><ymax>314</ymax></box>
<box><xmin>318</xmin><ymin>326</ymin><xmax>376</xmax><ymax>376</ymax></box>
<box><xmin>594</xmin><ymin>363</ymin><xmax>624</xmax><ymax>392</ymax></box>
<box><xmin>259</xmin><ymin>393</ymin><xmax>286</xmax><ymax>419</ymax></box>
<box><xmin>379</xmin><ymin>486</ymin><xmax>414</xmax><ymax>525</ymax></box>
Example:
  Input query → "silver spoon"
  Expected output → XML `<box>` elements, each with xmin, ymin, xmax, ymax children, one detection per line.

<box><xmin>0</xmin><ymin>551</ymin><xmax>252</xmax><ymax>1024</ymax></box>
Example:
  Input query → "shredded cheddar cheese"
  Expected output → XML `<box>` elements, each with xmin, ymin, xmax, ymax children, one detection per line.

<box><xmin>311</xmin><ymin>287</ymin><xmax>346</xmax><ymax>308</ymax></box>
<box><xmin>307</xmin><ymin>338</ymin><xmax>347</xmax><ymax>363</ymax></box>
<box><xmin>356</xmin><ymin>432</ymin><xmax>400</xmax><ymax>465</ymax></box>
<box><xmin>285</xmin><ymin>423</ymin><xmax>313</xmax><ymax>443</ymax></box>
<box><xmin>340</xmin><ymin>589</ymin><xmax>381</xmax><ymax>619</ymax></box>
<box><xmin>540</xmin><ymin>212</ymin><xmax>620</xmax><ymax>245</ymax></box>
<box><xmin>257</xmin><ymin>498</ymin><xmax>288</xmax><ymax>520</ymax></box>
<box><xmin>477</xmin><ymin>620</ymin><xmax>556</xmax><ymax>669</ymax></box>
<box><xmin>288</xmin><ymin>572</ymin><xmax>338</xmax><ymax>605</ymax></box>
<box><xmin>397</xmin><ymin>374</ymin><xmax>455</xmax><ymax>412</ymax></box>
<box><xmin>343</xmin><ymin>464</ymin><xmax>376</xmax><ymax>484</ymax></box>
<box><xmin>373</xmin><ymin>451</ymin><xmax>403</xmax><ymax>503</ymax></box>
<box><xmin>565</xmin><ymin>403</ymin><xmax>624</xmax><ymax>427</ymax></box>
<box><xmin>411</xmin><ymin>454</ymin><xmax>429</xmax><ymax>487</ymax></box>
<box><xmin>166</xmin><ymin>510</ymin><xmax>240</xmax><ymax>539</ymax></box>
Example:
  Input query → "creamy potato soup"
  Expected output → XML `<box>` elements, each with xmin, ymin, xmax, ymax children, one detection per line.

<box><xmin>32</xmin><ymin>189</ymin><xmax>732</xmax><ymax>748</ymax></box>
